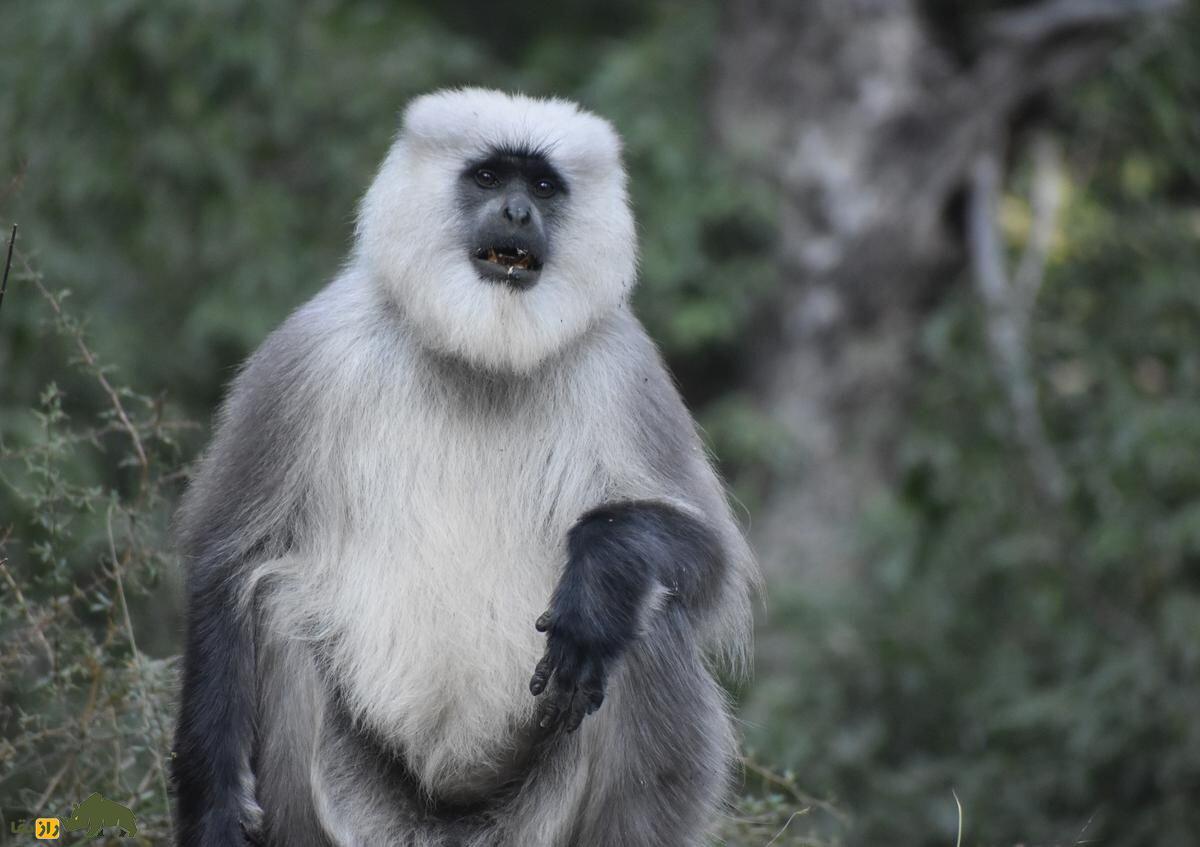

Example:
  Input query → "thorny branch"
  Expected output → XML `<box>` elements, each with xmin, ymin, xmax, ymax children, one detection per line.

<box><xmin>17</xmin><ymin>250</ymin><xmax>151</xmax><ymax>496</ymax></box>
<box><xmin>0</xmin><ymin>537</ymin><xmax>57</xmax><ymax>672</ymax></box>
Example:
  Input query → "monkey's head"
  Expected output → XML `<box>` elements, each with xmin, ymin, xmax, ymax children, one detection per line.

<box><xmin>356</xmin><ymin>88</ymin><xmax>637</xmax><ymax>373</ymax></box>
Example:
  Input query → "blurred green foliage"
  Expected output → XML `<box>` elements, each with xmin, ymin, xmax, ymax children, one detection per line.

<box><xmin>749</xmin><ymin>8</ymin><xmax>1200</xmax><ymax>846</ymax></box>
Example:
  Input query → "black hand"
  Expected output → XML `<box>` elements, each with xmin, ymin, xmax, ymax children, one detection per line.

<box><xmin>530</xmin><ymin>608</ymin><xmax>617</xmax><ymax>733</ymax></box>
<box><xmin>529</xmin><ymin>504</ymin><xmax>661</xmax><ymax>733</ymax></box>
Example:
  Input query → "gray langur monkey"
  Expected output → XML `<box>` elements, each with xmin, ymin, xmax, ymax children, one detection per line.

<box><xmin>173</xmin><ymin>88</ymin><xmax>758</xmax><ymax>847</ymax></box>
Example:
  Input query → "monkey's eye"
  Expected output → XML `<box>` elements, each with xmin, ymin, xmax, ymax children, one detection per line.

<box><xmin>474</xmin><ymin>169</ymin><xmax>500</xmax><ymax>189</ymax></box>
<box><xmin>531</xmin><ymin>178</ymin><xmax>557</xmax><ymax>199</ymax></box>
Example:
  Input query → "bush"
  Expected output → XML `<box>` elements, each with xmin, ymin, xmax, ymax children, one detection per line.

<box><xmin>1</xmin><ymin>260</ymin><xmax>185</xmax><ymax>840</ymax></box>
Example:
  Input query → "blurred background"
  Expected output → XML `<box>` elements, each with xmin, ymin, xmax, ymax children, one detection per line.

<box><xmin>2</xmin><ymin>1</ymin><xmax>1198</xmax><ymax>844</ymax></box>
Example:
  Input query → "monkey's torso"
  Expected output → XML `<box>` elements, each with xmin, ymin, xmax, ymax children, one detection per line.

<box><xmin>190</xmin><ymin>275</ymin><xmax>742</xmax><ymax>845</ymax></box>
<box><xmin>258</xmin><ymin>277</ymin><xmax>660</xmax><ymax>794</ymax></box>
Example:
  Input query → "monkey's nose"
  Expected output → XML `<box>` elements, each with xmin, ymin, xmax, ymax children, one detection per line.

<box><xmin>502</xmin><ymin>199</ymin><xmax>532</xmax><ymax>226</ymax></box>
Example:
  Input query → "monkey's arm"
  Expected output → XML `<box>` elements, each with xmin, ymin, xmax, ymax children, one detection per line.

<box><xmin>530</xmin><ymin>331</ymin><xmax>755</xmax><ymax>731</ymax></box>
<box><xmin>174</xmin><ymin>334</ymin><xmax>311</xmax><ymax>847</ymax></box>
<box><xmin>530</xmin><ymin>499</ymin><xmax>726</xmax><ymax>731</ymax></box>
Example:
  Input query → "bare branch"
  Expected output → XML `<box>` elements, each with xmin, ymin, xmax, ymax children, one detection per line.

<box><xmin>741</xmin><ymin>755</ymin><xmax>848</xmax><ymax>826</ymax></box>
<box><xmin>968</xmin><ymin>153</ymin><xmax>1012</xmax><ymax>315</ymax></box>
<box><xmin>0</xmin><ymin>224</ymin><xmax>15</xmax><ymax>318</ymax></box>
<box><xmin>968</xmin><ymin>150</ymin><xmax>1067</xmax><ymax>504</ymax></box>
<box><xmin>107</xmin><ymin>504</ymin><xmax>174</xmax><ymax>837</ymax></box>
<box><xmin>0</xmin><ymin>557</ymin><xmax>57</xmax><ymax>673</ymax></box>
<box><xmin>1014</xmin><ymin>135</ymin><xmax>1065</xmax><ymax>321</ymax></box>
<box><xmin>987</xmin><ymin>0</ymin><xmax>1181</xmax><ymax>44</ymax></box>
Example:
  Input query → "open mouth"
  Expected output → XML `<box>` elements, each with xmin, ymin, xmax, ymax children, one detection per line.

<box><xmin>471</xmin><ymin>245</ymin><xmax>543</xmax><ymax>289</ymax></box>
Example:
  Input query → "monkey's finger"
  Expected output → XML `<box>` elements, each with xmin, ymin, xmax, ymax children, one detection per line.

<box><xmin>585</xmin><ymin>686</ymin><xmax>605</xmax><ymax>715</ymax></box>
<box><xmin>535</xmin><ymin>611</ymin><xmax>554</xmax><ymax>632</ymax></box>
<box><xmin>563</xmin><ymin>689</ymin><xmax>588</xmax><ymax>733</ymax></box>
<box><xmin>537</xmin><ymin>690</ymin><xmax>567</xmax><ymax>730</ymax></box>
<box><xmin>550</xmin><ymin>645</ymin><xmax>583</xmax><ymax>691</ymax></box>
<box><xmin>579</xmin><ymin>661</ymin><xmax>608</xmax><ymax>716</ymax></box>
<box><xmin>529</xmin><ymin>652</ymin><xmax>554</xmax><ymax>696</ymax></box>
<box><xmin>559</xmin><ymin>661</ymin><xmax>602</xmax><ymax>732</ymax></box>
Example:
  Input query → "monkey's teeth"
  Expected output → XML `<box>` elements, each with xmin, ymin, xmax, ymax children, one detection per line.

<box><xmin>480</xmin><ymin>246</ymin><xmax>535</xmax><ymax>272</ymax></box>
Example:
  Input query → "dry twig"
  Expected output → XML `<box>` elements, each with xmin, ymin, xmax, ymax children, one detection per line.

<box><xmin>107</xmin><ymin>504</ymin><xmax>174</xmax><ymax>838</ymax></box>
<box><xmin>0</xmin><ymin>224</ymin><xmax>15</xmax><ymax>318</ymax></box>
<box><xmin>17</xmin><ymin>251</ymin><xmax>151</xmax><ymax>494</ymax></box>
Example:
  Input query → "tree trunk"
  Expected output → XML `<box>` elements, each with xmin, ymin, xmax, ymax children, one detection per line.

<box><xmin>711</xmin><ymin>0</ymin><xmax>1176</xmax><ymax>581</ymax></box>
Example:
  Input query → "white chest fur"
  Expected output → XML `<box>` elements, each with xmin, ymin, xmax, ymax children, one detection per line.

<box><xmin>279</xmin><ymin>336</ymin><xmax>623</xmax><ymax>795</ymax></box>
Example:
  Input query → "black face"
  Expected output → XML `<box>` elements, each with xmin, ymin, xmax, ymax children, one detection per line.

<box><xmin>458</xmin><ymin>148</ymin><xmax>568</xmax><ymax>291</ymax></box>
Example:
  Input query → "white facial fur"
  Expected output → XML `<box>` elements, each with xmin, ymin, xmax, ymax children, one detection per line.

<box><xmin>354</xmin><ymin>88</ymin><xmax>638</xmax><ymax>374</ymax></box>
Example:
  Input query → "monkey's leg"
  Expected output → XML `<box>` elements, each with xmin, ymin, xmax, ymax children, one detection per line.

<box><xmin>254</xmin><ymin>596</ymin><xmax>444</xmax><ymax>847</ymax></box>
<box><xmin>524</xmin><ymin>500</ymin><xmax>737</xmax><ymax>846</ymax></box>
<box><xmin>174</xmin><ymin>560</ymin><xmax>259</xmax><ymax>846</ymax></box>
<box><xmin>568</xmin><ymin>610</ymin><xmax>735</xmax><ymax>847</ymax></box>
<box><xmin>473</xmin><ymin>611</ymin><xmax>732</xmax><ymax>847</ymax></box>
<box><xmin>251</xmin><ymin>600</ymin><xmax>336</xmax><ymax>847</ymax></box>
